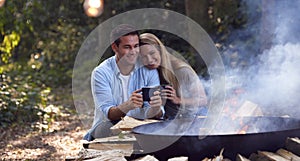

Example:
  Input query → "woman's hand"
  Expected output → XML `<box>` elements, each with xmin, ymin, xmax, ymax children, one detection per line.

<box><xmin>149</xmin><ymin>90</ymin><xmax>162</xmax><ymax>109</ymax></box>
<box><xmin>161</xmin><ymin>85</ymin><xmax>181</xmax><ymax>105</ymax></box>
<box><xmin>146</xmin><ymin>90</ymin><xmax>163</xmax><ymax>118</ymax></box>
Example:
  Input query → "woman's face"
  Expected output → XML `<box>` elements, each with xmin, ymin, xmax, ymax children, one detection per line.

<box><xmin>140</xmin><ymin>44</ymin><xmax>161</xmax><ymax>69</ymax></box>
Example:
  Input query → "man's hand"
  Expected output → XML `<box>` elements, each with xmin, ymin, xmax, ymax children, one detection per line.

<box><xmin>128</xmin><ymin>89</ymin><xmax>143</xmax><ymax>109</ymax></box>
<box><xmin>108</xmin><ymin>89</ymin><xmax>143</xmax><ymax>121</ymax></box>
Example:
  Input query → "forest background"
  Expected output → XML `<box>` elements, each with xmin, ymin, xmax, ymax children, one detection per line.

<box><xmin>1</xmin><ymin>0</ymin><xmax>298</xmax><ymax>160</ymax></box>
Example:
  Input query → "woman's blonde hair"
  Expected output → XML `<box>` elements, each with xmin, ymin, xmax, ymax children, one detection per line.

<box><xmin>139</xmin><ymin>33</ymin><xmax>192</xmax><ymax>92</ymax></box>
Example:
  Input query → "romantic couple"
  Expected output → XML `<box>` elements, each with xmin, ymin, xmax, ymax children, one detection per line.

<box><xmin>84</xmin><ymin>24</ymin><xmax>208</xmax><ymax>141</ymax></box>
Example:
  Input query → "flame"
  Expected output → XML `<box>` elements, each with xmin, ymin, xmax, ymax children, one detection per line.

<box><xmin>221</xmin><ymin>86</ymin><xmax>251</xmax><ymax>134</ymax></box>
<box><xmin>238</xmin><ymin>125</ymin><xmax>249</xmax><ymax>134</ymax></box>
<box><xmin>237</xmin><ymin>120</ymin><xmax>249</xmax><ymax>134</ymax></box>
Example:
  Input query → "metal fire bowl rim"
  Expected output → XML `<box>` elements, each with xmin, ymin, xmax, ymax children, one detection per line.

<box><xmin>132</xmin><ymin>116</ymin><xmax>300</xmax><ymax>137</ymax></box>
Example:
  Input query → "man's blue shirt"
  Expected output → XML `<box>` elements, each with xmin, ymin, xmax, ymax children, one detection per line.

<box><xmin>90</xmin><ymin>56</ymin><xmax>162</xmax><ymax>131</ymax></box>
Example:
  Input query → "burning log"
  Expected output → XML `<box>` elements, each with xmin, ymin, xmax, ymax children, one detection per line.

<box><xmin>237</xmin><ymin>125</ymin><xmax>249</xmax><ymax>134</ymax></box>
<box><xmin>276</xmin><ymin>148</ymin><xmax>300</xmax><ymax>160</ymax></box>
<box><xmin>235</xmin><ymin>100</ymin><xmax>263</xmax><ymax>117</ymax></box>
<box><xmin>285</xmin><ymin>137</ymin><xmax>300</xmax><ymax>156</ymax></box>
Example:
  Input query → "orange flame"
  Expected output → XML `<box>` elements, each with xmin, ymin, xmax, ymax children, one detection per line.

<box><xmin>238</xmin><ymin>125</ymin><xmax>249</xmax><ymax>134</ymax></box>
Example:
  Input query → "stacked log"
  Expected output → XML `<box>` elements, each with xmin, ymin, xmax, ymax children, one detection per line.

<box><xmin>247</xmin><ymin>137</ymin><xmax>300</xmax><ymax>161</ymax></box>
<box><xmin>67</xmin><ymin>121</ymin><xmax>300</xmax><ymax>161</ymax></box>
<box><xmin>199</xmin><ymin>137</ymin><xmax>300</xmax><ymax>161</ymax></box>
<box><xmin>285</xmin><ymin>137</ymin><xmax>300</xmax><ymax>156</ymax></box>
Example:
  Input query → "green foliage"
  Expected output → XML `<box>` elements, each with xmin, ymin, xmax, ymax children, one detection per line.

<box><xmin>0</xmin><ymin>0</ymin><xmax>35</xmax><ymax>64</ymax></box>
<box><xmin>0</xmin><ymin>0</ymin><xmax>94</xmax><ymax>129</ymax></box>
<box><xmin>0</xmin><ymin>63</ymin><xmax>49</xmax><ymax>127</ymax></box>
<box><xmin>0</xmin><ymin>31</ymin><xmax>21</xmax><ymax>63</ymax></box>
<box><xmin>0</xmin><ymin>62</ymin><xmax>71</xmax><ymax>131</ymax></box>
<box><xmin>0</xmin><ymin>0</ymin><xmax>252</xmax><ymax>130</ymax></box>
<box><xmin>209</xmin><ymin>0</ymin><xmax>248</xmax><ymax>39</ymax></box>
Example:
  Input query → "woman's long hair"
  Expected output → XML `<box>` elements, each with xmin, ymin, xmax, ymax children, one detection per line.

<box><xmin>140</xmin><ymin>33</ymin><xmax>192</xmax><ymax>93</ymax></box>
<box><xmin>140</xmin><ymin>33</ymin><xmax>208</xmax><ymax>111</ymax></box>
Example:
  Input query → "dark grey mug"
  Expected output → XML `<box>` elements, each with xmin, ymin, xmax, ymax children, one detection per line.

<box><xmin>142</xmin><ymin>86</ymin><xmax>160</xmax><ymax>101</ymax></box>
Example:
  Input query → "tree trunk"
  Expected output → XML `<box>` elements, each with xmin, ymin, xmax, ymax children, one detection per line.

<box><xmin>185</xmin><ymin>0</ymin><xmax>211</xmax><ymax>33</ymax></box>
<box><xmin>184</xmin><ymin>0</ymin><xmax>211</xmax><ymax>76</ymax></box>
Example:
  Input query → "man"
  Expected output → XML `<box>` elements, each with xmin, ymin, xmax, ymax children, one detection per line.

<box><xmin>84</xmin><ymin>24</ymin><xmax>163</xmax><ymax>141</ymax></box>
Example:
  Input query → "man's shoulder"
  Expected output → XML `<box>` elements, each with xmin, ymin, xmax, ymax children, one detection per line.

<box><xmin>94</xmin><ymin>57</ymin><xmax>115</xmax><ymax>71</ymax></box>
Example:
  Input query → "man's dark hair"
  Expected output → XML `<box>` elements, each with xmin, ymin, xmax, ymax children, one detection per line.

<box><xmin>110</xmin><ymin>24</ymin><xmax>139</xmax><ymax>46</ymax></box>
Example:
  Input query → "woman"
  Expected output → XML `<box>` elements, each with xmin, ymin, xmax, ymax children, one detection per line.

<box><xmin>139</xmin><ymin>33</ymin><xmax>208</xmax><ymax>119</ymax></box>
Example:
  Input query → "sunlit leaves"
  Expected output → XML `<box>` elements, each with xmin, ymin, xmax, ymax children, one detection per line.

<box><xmin>0</xmin><ymin>64</ymin><xmax>51</xmax><ymax>127</ymax></box>
<box><xmin>0</xmin><ymin>31</ymin><xmax>20</xmax><ymax>64</ymax></box>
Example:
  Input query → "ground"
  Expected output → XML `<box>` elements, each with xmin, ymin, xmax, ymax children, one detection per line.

<box><xmin>0</xmin><ymin>114</ymin><xmax>88</xmax><ymax>160</ymax></box>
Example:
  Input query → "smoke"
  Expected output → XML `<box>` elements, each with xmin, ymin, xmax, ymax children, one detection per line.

<box><xmin>245</xmin><ymin>43</ymin><xmax>300</xmax><ymax>115</ymax></box>
<box><xmin>272</xmin><ymin>1</ymin><xmax>300</xmax><ymax>45</ymax></box>
<box><xmin>222</xmin><ymin>1</ymin><xmax>300</xmax><ymax>117</ymax></box>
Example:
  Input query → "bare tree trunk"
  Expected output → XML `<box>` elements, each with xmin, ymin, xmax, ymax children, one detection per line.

<box><xmin>184</xmin><ymin>0</ymin><xmax>210</xmax><ymax>75</ymax></box>
<box><xmin>185</xmin><ymin>0</ymin><xmax>211</xmax><ymax>33</ymax></box>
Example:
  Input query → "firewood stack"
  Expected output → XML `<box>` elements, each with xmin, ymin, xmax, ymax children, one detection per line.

<box><xmin>247</xmin><ymin>137</ymin><xmax>300</xmax><ymax>161</ymax></box>
<box><xmin>202</xmin><ymin>137</ymin><xmax>300</xmax><ymax>161</ymax></box>
<box><xmin>66</xmin><ymin>136</ymin><xmax>300</xmax><ymax>161</ymax></box>
<box><xmin>66</xmin><ymin>131</ymin><xmax>140</xmax><ymax>160</ymax></box>
<box><xmin>65</xmin><ymin>116</ymin><xmax>189</xmax><ymax>160</ymax></box>
<box><xmin>66</xmin><ymin>134</ymin><xmax>300</xmax><ymax>161</ymax></box>
<box><xmin>65</xmin><ymin>115</ymin><xmax>300</xmax><ymax>161</ymax></box>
